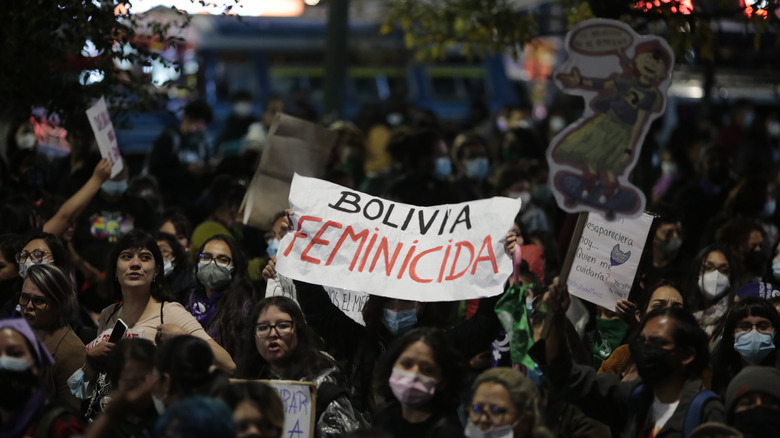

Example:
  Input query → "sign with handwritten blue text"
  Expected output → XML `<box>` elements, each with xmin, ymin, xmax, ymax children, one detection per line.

<box><xmin>566</xmin><ymin>212</ymin><xmax>653</xmax><ymax>309</ymax></box>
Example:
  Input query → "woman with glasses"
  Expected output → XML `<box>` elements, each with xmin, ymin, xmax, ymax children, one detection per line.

<box><xmin>683</xmin><ymin>244</ymin><xmax>739</xmax><ymax>337</ymax></box>
<box><xmin>19</xmin><ymin>263</ymin><xmax>85</xmax><ymax>409</ymax></box>
<box><xmin>17</xmin><ymin>232</ymin><xmax>69</xmax><ymax>278</ymax></box>
<box><xmin>186</xmin><ymin>234</ymin><xmax>254</xmax><ymax>363</ymax></box>
<box><xmin>80</xmin><ymin>230</ymin><xmax>235</xmax><ymax>420</ymax></box>
<box><xmin>465</xmin><ymin>367</ymin><xmax>551</xmax><ymax>438</ymax></box>
<box><xmin>711</xmin><ymin>296</ymin><xmax>780</xmax><ymax>396</ymax></box>
<box><xmin>238</xmin><ymin>296</ymin><xmax>365</xmax><ymax>437</ymax></box>
<box><xmin>372</xmin><ymin>327</ymin><xmax>465</xmax><ymax>438</ymax></box>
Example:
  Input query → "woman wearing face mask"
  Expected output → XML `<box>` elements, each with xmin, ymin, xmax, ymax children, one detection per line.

<box><xmin>186</xmin><ymin>234</ymin><xmax>254</xmax><ymax>363</ymax></box>
<box><xmin>372</xmin><ymin>327</ymin><xmax>465</xmax><ymax>438</ymax></box>
<box><xmin>710</xmin><ymin>297</ymin><xmax>780</xmax><ymax>396</ymax></box>
<box><xmin>0</xmin><ymin>318</ymin><xmax>85</xmax><ymax>437</ymax></box>
<box><xmin>17</xmin><ymin>232</ymin><xmax>69</xmax><ymax>280</ymax></box>
<box><xmin>451</xmin><ymin>134</ymin><xmax>493</xmax><ymax>201</ymax></box>
<box><xmin>761</xmin><ymin>237</ymin><xmax>780</xmax><ymax>288</ymax></box>
<box><xmin>683</xmin><ymin>244</ymin><xmax>739</xmax><ymax>337</ymax></box>
<box><xmin>465</xmin><ymin>367</ymin><xmax>551</xmax><ymax>438</ymax></box>
<box><xmin>156</xmin><ymin>231</ymin><xmax>197</xmax><ymax>305</ymax></box>
<box><xmin>18</xmin><ymin>264</ymin><xmax>84</xmax><ymax>409</ymax></box>
<box><xmin>237</xmin><ymin>296</ymin><xmax>366</xmax><ymax>437</ymax></box>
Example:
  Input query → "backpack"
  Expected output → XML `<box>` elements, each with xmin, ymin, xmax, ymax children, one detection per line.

<box><xmin>628</xmin><ymin>383</ymin><xmax>720</xmax><ymax>437</ymax></box>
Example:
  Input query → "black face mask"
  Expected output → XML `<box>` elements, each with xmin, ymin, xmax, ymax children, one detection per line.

<box><xmin>629</xmin><ymin>340</ymin><xmax>674</xmax><ymax>386</ymax></box>
<box><xmin>743</xmin><ymin>251</ymin><xmax>766</xmax><ymax>274</ymax></box>
<box><xmin>0</xmin><ymin>369</ymin><xmax>38</xmax><ymax>410</ymax></box>
<box><xmin>734</xmin><ymin>405</ymin><xmax>780</xmax><ymax>438</ymax></box>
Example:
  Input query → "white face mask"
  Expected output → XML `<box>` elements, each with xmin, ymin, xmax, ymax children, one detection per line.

<box><xmin>163</xmin><ymin>259</ymin><xmax>174</xmax><ymax>277</ymax></box>
<box><xmin>16</xmin><ymin>133</ymin><xmax>36</xmax><ymax>150</ymax></box>
<box><xmin>464</xmin><ymin>420</ymin><xmax>515</xmax><ymax>438</ymax></box>
<box><xmin>0</xmin><ymin>356</ymin><xmax>33</xmax><ymax>372</ymax></box>
<box><xmin>151</xmin><ymin>392</ymin><xmax>166</xmax><ymax>414</ymax></box>
<box><xmin>233</xmin><ymin>102</ymin><xmax>253</xmax><ymax>117</ymax></box>
<box><xmin>698</xmin><ymin>270</ymin><xmax>730</xmax><ymax>299</ymax></box>
<box><xmin>19</xmin><ymin>258</ymin><xmax>53</xmax><ymax>279</ymax></box>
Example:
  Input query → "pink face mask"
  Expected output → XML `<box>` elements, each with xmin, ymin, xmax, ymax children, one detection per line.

<box><xmin>389</xmin><ymin>368</ymin><xmax>437</xmax><ymax>407</ymax></box>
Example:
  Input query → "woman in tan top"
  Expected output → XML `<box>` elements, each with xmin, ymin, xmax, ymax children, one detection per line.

<box><xmin>82</xmin><ymin>230</ymin><xmax>235</xmax><ymax>419</ymax></box>
<box><xmin>18</xmin><ymin>263</ymin><xmax>85</xmax><ymax>408</ymax></box>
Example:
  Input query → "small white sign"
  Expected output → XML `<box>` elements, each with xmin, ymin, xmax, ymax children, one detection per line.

<box><xmin>86</xmin><ymin>96</ymin><xmax>123</xmax><ymax>177</ymax></box>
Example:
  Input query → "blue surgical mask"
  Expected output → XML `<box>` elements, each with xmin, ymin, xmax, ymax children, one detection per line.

<box><xmin>433</xmin><ymin>157</ymin><xmax>452</xmax><ymax>181</ymax></box>
<box><xmin>0</xmin><ymin>356</ymin><xmax>32</xmax><ymax>372</ymax></box>
<box><xmin>734</xmin><ymin>329</ymin><xmax>775</xmax><ymax>365</ymax></box>
<box><xmin>382</xmin><ymin>308</ymin><xmax>417</xmax><ymax>336</ymax></box>
<box><xmin>464</xmin><ymin>157</ymin><xmax>489</xmax><ymax>181</ymax></box>
<box><xmin>773</xmin><ymin>259</ymin><xmax>780</xmax><ymax>280</ymax></box>
<box><xmin>764</xmin><ymin>199</ymin><xmax>776</xmax><ymax>218</ymax></box>
<box><xmin>102</xmin><ymin>179</ymin><xmax>128</xmax><ymax>197</ymax></box>
<box><xmin>267</xmin><ymin>239</ymin><xmax>281</xmax><ymax>258</ymax></box>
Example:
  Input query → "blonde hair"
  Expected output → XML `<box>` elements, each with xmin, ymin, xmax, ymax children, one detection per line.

<box><xmin>472</xmin><ymin>367</ymin><xmax>552</xmax><ymax>438</ymax></box>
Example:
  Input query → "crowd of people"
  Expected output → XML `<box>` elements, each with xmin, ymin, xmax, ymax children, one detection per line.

<box><xmin>0</xmin><ymin>92</ymin><xmax>779</xmax><ymax>438</ymax></box>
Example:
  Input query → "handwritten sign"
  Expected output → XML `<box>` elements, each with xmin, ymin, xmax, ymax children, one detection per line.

<box><xmin>546</xmin><ymin>19</ymin><xmax>673</xmax><ymax>220</ymax></box>
<box><xmin>85</xmin><ymin>96</ymin><xmax>123</xmax><ymax>177</ymax></box>
<box><xmin>265</xmin><ymin>276</ymin><xmax>369</xmax><ymax>325</ymax></box>
<box><xmin>275</xmin><ymin>174</ymin><xmax>520</xmax><ymax>302</ymax></box>
<box><xmin>231</xmin><ymin>379</ymin><xmax>316</xmax><ymax>438</ymax></box>
<box><xmin>563</xmin><ymin>212</ymin><xmax>654</xmax><ymax>309</ymax></box>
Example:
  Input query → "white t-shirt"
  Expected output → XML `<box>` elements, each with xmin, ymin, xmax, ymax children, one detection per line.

<box><xmin>649</xmin><ymin>396</ymin><xmax>679</xmax><ymax>437</ymax></box>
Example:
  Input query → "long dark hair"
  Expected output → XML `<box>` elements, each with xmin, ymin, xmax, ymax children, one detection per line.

<box><xmin>155</xmin><ymin>335</ymin><xmax>227</xmax><ymax>399</ymax></box>
<box><xmin>683</xmin><ymin>244</ymin><xmax>739</xmax><ymax>312</ymax></box>
<box><xmin>193</xmin><ymin>234</ymin><xmax>254</xmax><ymax>355</ymax></box>
<box><xmin>238</xmin><ymin>296</ymin><xmax>333</xmax><ymax>380</ymax></box>
<box><xmin>155</xmin><ymin>231</ymin><xmax>191</xmax><ymax>275</ymax></box>
<box><xmin>376</xmin><ymin>327</ymin><xmax>464</xmax><ymax>412</ymax></box>
<box><xmin>711</xmin><ymin>297</ymin><xmax>780</xmax><ymax>395</ymax></box>
<box><xmin>23</xmin><ymin>232</ymin><xmax>70</xmax><ymax>272</ymax></box>
<box><xmin>106</xmin><ymin>230</ymin><xmax>172</xmax><ymax>302</ymax></box>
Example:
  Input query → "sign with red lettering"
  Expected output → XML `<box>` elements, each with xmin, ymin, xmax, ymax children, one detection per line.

<box><xmin>275</xmin><ymin>174</ymin><xmax>521</xmax><ymax>302</ymax></box>
<box><xmin>86</xmin><ymin>96</ymin><xmax>123</xmax><ymax>177</ymax></box>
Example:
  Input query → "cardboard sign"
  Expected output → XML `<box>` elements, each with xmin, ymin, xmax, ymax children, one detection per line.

<box><xmin>231</xmin><ymin>379</ymin><xmax>316</xmax><ymax>438</ymax></box>
<box><xmin>561</xmin><ymin>212</ymin><xmax>654</xmax><ymax>310</ymax></box>
<box><xmin>546</xmin><ymin>19</ymin><xmax>674</xmax><ymax>220</ymax></box>
<box><xmin>275</xmin><ymin>174</ymin><xmax>519</xmax><ymax>302</ymax></box>
<box><xmin>85</xmin><ymin>96</ymin><xmax>123</xmax><ymax>177</ymax></box>
<box><xmin>239</xmin><ymin>113</ymin><xmax>337</xmax><ymax>230</ymax></box>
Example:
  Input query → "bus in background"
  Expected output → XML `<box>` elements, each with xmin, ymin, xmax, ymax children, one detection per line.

<box><xmin>113</xmin><ymin>9</ymin><xmax>520</xmax><ymax>159</ymax></box>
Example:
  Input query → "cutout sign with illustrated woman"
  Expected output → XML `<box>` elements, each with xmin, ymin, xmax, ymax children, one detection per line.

<box><xmin>547</xmin><ymin>19</ymin><xmax>674</xmax><ymax>220</ymax></box>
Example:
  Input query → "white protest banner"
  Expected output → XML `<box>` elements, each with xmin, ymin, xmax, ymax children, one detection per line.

<box><xmin>324</xmin><ymin>286</ymin><xmax>369</xmax><ymax>325</ymax></box>
<box><xmin>275</xmin><ymin>174</ymin><xmax>520</xmax><ymax>302</ymax></box>
<box><xmin>564</xmin><ymin>211</ymin><xmax>654</xmax><ymax>310</ymax></box>
<box><xmin>265</xmin><ymin>276</ymin><xmax>368</xmax><ymax>325</ymax></box>
<box><xmin>85</xmin><ymin>96</ymin><xmax>123</xmax><ymax>177</ymax></box>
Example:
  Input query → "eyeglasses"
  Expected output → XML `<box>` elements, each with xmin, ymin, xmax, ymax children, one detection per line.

<box><xmin>15</xmin><ymin>250</ymin><xmax>50</xmax><ymax>264</ymax></box>
<box><xmin>254</xmin><ymin>321</ymin><xmax>294</xmax><ymax>338</ymax></box>
<box><xmin>18</xmin><ymin>292</ymin><xmax>49</xmax><ymax>310</ymax></box>
<box><xmin>468</xmin><ymin>404</ymin><xmax>510</xmax><ymax>425</ymax></box>
<box><xmin>702</xmin><ymin>262</ymin><xmax>730</xmax><ymax>275</ymax></box>
<box><xmin>198</xmin><ymin>252</ymin><xmax>232</xmax><ymax>266</ymax></box>
<box><xmin>735</xmin><ymin>321</ymin><xmax>774</xmax><ymax>333</ymax></box>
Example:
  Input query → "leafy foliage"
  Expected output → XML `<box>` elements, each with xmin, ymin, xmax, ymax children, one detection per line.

<box><xmin>0</xmin><ymin>0</ymin><xmax>196</xmax><ymax>128</ymax></box>
<box><xmin>382</xmin><ymin>0</ymin><xmax>779</xmax><ymax>64</ymax></box>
